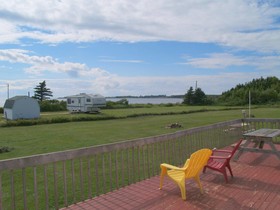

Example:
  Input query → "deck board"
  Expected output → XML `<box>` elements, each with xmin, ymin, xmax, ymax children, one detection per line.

<box><xmin>61</xmin><ymin>144</ymin><xmax>280</xmax><ymax>210</ymax></box>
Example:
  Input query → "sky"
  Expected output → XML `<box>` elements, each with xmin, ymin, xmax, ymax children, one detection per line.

<box><xmin>0</xmin><ymin>0</ymin><xmax>280</xmax><ymax>106</ymax></box>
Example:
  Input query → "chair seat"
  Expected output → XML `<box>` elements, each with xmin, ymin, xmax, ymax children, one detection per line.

<box><xmin>167</xmin><ymin>170</ymin><xmax>185</xmax><ymax>182</ymax></box>
<box><xmin>207</xmin><ymin>160</ymin><xmax>224</xmax><ymax>169</ymax></box>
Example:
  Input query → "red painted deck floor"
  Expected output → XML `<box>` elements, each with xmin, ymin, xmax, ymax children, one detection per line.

<box><xmin>61</xmin><ymin>144</ymin><xmax>280</xmax><ymax>210</ymax></box>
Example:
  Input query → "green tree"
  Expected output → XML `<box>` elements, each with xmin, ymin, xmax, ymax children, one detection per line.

<box><xmin>193</xmin><ymin>88</ymin><xmax>207</xmax><ymax>105</ymax></box>
<box><xmin>33</xmin><ymin>81</ymin><xmax>53</xmax><ymax>101</ymax></box>
<box><xmin>183</xmin><ymin>86</ymin><xmax>210</xmax><ymax>105</ymax></box>
<box><xmin>183</xmin><ymin>86</ymin><xmax>194</xmax><ymax>105</ymax></box>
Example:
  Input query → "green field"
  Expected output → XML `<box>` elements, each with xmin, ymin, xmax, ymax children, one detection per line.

<box><xmin>1</xmin><ymin>105</ymin><xmax>280</xmax><ymax>160</ymax></box>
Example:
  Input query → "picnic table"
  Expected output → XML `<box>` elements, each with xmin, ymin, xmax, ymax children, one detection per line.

<box><xmin>234</xmin><ymin>128</ymin><xmax>280</xmax><ymax>161</ymax></box>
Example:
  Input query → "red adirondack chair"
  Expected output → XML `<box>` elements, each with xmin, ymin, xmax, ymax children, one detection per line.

<box><xmin>203</xmin><ymin>139</ymin><xmax>243</xmax><ymax>183</ymax></box>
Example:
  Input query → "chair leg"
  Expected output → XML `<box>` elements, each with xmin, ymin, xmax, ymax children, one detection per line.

<box><xmin>203</xmin><ymin>166</ymin><xmax>207</xmax><ymax>173</ymax></box>
<box><xmin>194</xmin><ymin>175</ymin><xmax>204</xmax><ymax>194</ymax></box>
<box><xmin>159</xmin><ymin>167</ymin><xmax>167</xmax><ymax>189</ymax></box>
<box><xmin>222</xmin><ymin>169</ymin><xmax>228</xmax><ymax>183</ymax></box>
<box><xmin>227</xmin><ymin>164</ymin><xmax>233</xmax><ymax>177</ymax></box>
<box><xmin>178</xmin><ymin>180</ymin><xmax>186</xmax><ymax>200</ymax></box>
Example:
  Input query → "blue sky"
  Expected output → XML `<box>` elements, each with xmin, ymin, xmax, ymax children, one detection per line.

<box><xmin>0</xmin><ymin>0</ymin><xmax>280</xmax><ymax>105</ymax></box>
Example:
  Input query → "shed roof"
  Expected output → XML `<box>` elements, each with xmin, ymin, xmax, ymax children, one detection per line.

<box><xmin>4</xmin><ymin>96</ymin><xmax>35</xmax><ymax>109</ymax></box>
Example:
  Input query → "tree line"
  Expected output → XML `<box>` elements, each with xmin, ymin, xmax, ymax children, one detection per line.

<box><xmin>217</xmin><ymin>76</ymin><xmax>280</xmax><ymax>105</ymax></box>
<box><xmin>183</xmin><ymin>76</ymin><xmax>280</xmax><ymax>106</ymax></box>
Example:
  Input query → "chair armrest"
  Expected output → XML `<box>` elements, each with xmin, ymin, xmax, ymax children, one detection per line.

<box><xmin>160</xmin><ymin>163</ymin><xmax>185</xmax><ymax>171</ymax></box>
<box><xmin>210</xmin><ymin>155</ymin><xmax>230</xmax><ymax>160</ymax></box>
<box><xmin>213</xmin><ymin>149</ymin><xmax>232</xmax><ymax>153</ymax></box>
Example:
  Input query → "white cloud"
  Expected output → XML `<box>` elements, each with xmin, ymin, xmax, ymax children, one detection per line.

<box><xmin>100</xmin><ymin>59</ymin><xmax>144</xmax><ymax>63</ymax></box>
<box><xmin>183</xmin><ymin>53</ymin><xmax>249</xmax><ymax>69</ymax></box>
<box><xmin>0</xmin><ymin>0</ymin><xmax>279</xmax><ymax>52</ymax></box>
<box><xmin>182</xmin><ymin>53</ymin><xmax>280</xmax><ymax>72</ymax></box>
<box><xmin>0</xmin><ymin>49</ymin><xmax>89</xmax><ymax>76</ymax></box>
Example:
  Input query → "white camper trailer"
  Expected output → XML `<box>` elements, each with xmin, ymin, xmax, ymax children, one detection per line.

<box><xmin>66</xmin><ymin>93</ymin><xmax>106</xmax><ymax>113</ymax></box>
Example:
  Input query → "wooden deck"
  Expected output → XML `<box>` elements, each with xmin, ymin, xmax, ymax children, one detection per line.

<box><xmin>61</xmin><ymin>144</ymin><xmax>280</xmax><ymax>210</ymax></box>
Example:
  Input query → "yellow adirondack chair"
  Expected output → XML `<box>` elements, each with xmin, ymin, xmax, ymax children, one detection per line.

<box><xmin>159</xmin><ymin>148</ymin><xmax>212</xmax><ymax>200</ymax></box>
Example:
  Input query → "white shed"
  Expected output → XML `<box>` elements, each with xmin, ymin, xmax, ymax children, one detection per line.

<box><xmin>3</xmin><ymin>96</ymin><xmax>40</xmax><ymax>120</ymax></box>
<box><xmin>66</xmin><ymin>93</ymin><xmax>106</xmax><ymax>113</ymax></box>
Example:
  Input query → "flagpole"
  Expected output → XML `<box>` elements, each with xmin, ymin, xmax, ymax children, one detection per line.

<box><xmin>7</xmin><ymin>83</ymin><xmax>9</xmax><ymax>99</ymax></box>
<box><xmin>248</xmin><ymin>90</ymin><xmax>251</xmax><ymax>119</ymax></box>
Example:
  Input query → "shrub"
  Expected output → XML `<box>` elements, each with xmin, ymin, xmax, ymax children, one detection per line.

<box><xmin>0</xmin><ymin>146</ymin><xmax>14</xmax><ymax>153</ymax></box>
<box><xmin>39</xmin><ymin>100</ymin><xmax>67</xmax><ymax>112</ymax></box>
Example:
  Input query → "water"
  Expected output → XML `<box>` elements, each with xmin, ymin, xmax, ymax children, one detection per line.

<box><xmin>106</xmin><ymin>97</ymin><xmax>183</xmax><ymax>104</ymax></box>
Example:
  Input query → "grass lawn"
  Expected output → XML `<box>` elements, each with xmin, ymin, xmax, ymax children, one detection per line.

<box><xmin>0</xmin><ymin>106</ymin><xmax>280</xmax><ymax>160</ymax></box>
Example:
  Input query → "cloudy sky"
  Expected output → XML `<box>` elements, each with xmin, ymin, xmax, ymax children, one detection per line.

<box><xmin>0</xmin><ymin>0</ymin><xmax>280</xmax><ymax>105</ymax></box>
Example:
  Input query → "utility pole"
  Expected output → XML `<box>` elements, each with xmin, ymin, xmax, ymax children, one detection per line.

<box><xmin>248</xmin><ymin>90</ymin><xmax>251</xmax><ymax>119</ymax></box>
<box><xmin>7</xmin><ymin>83</ymin><xmax>9</xmax><ymax>99</ymax></box>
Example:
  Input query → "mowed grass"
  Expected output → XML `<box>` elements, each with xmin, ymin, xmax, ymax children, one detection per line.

<box><xmin>0</xmin><ymin>106</ymin><xmax>280</xmax><ymax>160</ymax></box>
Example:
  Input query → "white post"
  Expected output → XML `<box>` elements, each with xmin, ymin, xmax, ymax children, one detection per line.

<box><xmin>248</xmin><ymin>90</ymin><xmax>251</xmax><ymax>119</ymax></box>
<box><xmin>7</xmin><ymin>83</ymin><xmax>9</xmax><ymax>99</ymax></box>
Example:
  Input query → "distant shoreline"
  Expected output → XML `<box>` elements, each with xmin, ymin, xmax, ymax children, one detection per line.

<box><xmin>106</xmin><ymin>95</ymin><xmax>184</xmax><ymax>99</ymax></box>
<box><xmin>106</xmin><ymin>97</ymin><xmax>184</xmax><ymax>104</ymax></box>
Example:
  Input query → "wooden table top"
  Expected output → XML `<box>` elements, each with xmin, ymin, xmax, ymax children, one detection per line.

<box><xmin>243</xmin><ymin>128</ymin><xmax>280</xmax><ymax>138</ymax></box>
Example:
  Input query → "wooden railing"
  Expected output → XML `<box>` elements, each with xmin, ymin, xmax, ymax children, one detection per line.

<box><xmin>0</xmin><ymin>119</ymin><xmax>279</xmax><ymax>210</ymax></box>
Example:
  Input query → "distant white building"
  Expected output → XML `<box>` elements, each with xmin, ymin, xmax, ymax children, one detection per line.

<box><xmin>3</xmin><ymin>96</ymin><xmax>40</xmax><ymax>120</ymax></box>
<box><xmin>66</xmin><ymin>93</ymin><xmax>106</xmax><ymax>113</ymax></box>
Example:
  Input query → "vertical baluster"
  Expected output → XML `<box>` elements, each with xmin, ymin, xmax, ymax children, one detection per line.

<box><xmin>121</xmin><ymin>150</ymin><xmax>124</xmax><ymax>187</ymax></box>
<box><xmin>71</xmin><ymin>160</ymin><xmax>76</xmax><ymax>203</ymax></box>
<box><xmin>94</xmin><ymin>155</ymin><xmax>99</xmax><ymax>196</ymax></box>
<box><xmin>137</xmin><ymin>146</ymin><xmax>141</xmax><ymax>181</ymax></box>
<box><xmin>127</xmin><ymin>148</ymin><xmax>130</xmax><ymax>184</ymax></box>
<box><xmin>132</xmin><ymin>147</ymin><xmax>135</xmax><ymax>183</ymax></box>
<box><xmin>44</xmin><ymin>165</ymin><xmax>49</xmax><ymax>210</ymax></box>
<box><xmin>160</xmin><ymin>141</ymin><xmax>164</xmax><ymax>164</ymax></box>
<box><xmin>33</xmin><ymin>167</ymin><xmax>38</xmax><ymax>210</ymax></box>
<box><xmin>178</xmin><ymin>138</ymin><xmax>182</xmax><ymax>164</ymax></box>
<box><xmin>147</xmin><ymin>144</ymin><xmax>150</xmax><ymax>178</ymax></box>
<box><xmin>10</xmin><ymin>170</ymin><xmax>15</xmax><ymax>210</ymax></box>
<box><xmin>151</xmin><ymin>143</ymin><xmax>155</xmax><ymax>176</ymax></box>
<box><xmin>63</xmin><ymin>161</ymin><xmax>68</xmax><ymax>206</ymax></box>
<box><xmin>53</xmin><ymin>163</ymin><xmax>58</xmax><ymax>210</ymax></box>
<box><xmin>165</xmin><ymin>141</ymin><xmax>168</xmax><ymax>162</ymax></box>
<box><xmin>79</xmin><ymin>159</ymin><xmax>84</xmax><ymax>200</ymax></box>
<box><xmin>115</xmin><ymin>150</ymin><xmax>119</xmax><ymax>190</ymax></box>
<box><xmin>102</xmin><ymin>153</ymin><xmax>106</xmax><ymax>193</ymax></box>
<box><xmin>0</xmin><ymin>172</ymin><xmax>2</xmax><ymax>210</ymax></box>
<box><xmin>172</xmin><ymin>138</ymin><xmax>176</xmax><ymax>164</ymax></box>
<box><xmin>22</xmin><ymin>168</ymin><xmax>27</xmax><ymax>210</ymax></box>
<box><xmin>87</xmin><ymin>157</ymin><xmax>92</xmax><ymax>198</ymax></box>
<box><xmin>142</xmin><ymin>146</ymin><xmax>146</xmax><ymax>179</ymax></box>
<box><xmin>109</xmin><ymin>152</ymin><xmax>112</xmax><ymax>191</ymax></box>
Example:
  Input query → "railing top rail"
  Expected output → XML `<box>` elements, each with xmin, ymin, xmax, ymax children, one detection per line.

<box><xmin>244</xmin><ymin>118</ymin><xmax>280</xmax><ymax>123</ymax></box>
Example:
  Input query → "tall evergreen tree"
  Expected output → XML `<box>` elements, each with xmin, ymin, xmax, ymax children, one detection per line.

<box><xmin>193</xmin><ymin>88</ymin><xmax>207</xmax><ymax>105</ymax></box>
<box><xmin>33</xmin><ymin>81</ymin><xmax>53</xmax><ymax>101</ymax></box>
<box><xmin>183</xmin><ymin>86</ymin><xmax>194</xmax><ymax>105</ymax></box>
<box><xmin>183</xmin><ymin>86</ymin><xmax>210</xmax><ymax>105</ymax></box>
